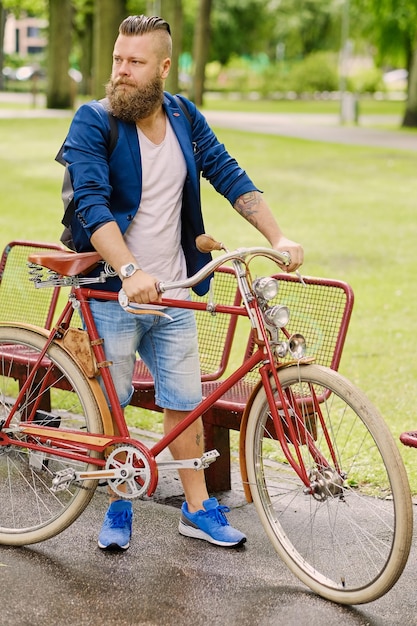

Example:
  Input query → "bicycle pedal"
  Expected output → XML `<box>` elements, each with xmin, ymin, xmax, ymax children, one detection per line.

<box><xmin>201</xmin><ymin>449</ymin><xmax>220</xmax><ymax>467</ymax></box>
<box><xmin>51</xmin><ymin>467</ymin><xmax>77</xmax><ymax>492</ymax></box>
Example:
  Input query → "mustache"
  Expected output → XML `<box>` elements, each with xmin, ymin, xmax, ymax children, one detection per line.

<box><xmin>113</xmin><ymin>78</ymin><xmax>136</xmax><ymax>87</ymax></box>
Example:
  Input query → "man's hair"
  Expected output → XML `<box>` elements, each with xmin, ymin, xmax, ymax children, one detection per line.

<box><xmin>119</xmin><ymin>15</ymin><xmax>172</xmax><ymax>58</ymax></box>
<box><xmin>119</xmin><ymin>15</ymin><xmax>171</xmax><ymax>37</ymax></box>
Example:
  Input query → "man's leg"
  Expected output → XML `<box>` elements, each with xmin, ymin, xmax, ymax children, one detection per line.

<box><xmin>165</xmin><ymin>409</ymin><xmax>246</xmax><ymax>548</ymax></box>
<box><xmin>88</xmin><ymin>300</ymin><xmax>139</xmax><ymax>550</ymax></box>
<box><xmin>164</xmin><ymin>409</ymin><xmax>208</xmax><ymax>512</ymax></box>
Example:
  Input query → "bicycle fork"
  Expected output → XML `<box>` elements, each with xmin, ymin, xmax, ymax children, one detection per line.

<box><xmin>260</xmin><ymin>364</ymin><xmax>345</xmax><ymax>500</ymax></box>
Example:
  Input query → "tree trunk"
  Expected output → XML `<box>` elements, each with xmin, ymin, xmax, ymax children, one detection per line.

<box><xmin>402</xmin><ymin>41</ymin><xmax>417</xmax><ymax>128</ymax></box>
<box><xmin>79</xmin><ymin>8</ymin><xmax>94</xmax><ymax>96</ymax></box>
<box><xmin>161</xmin><ymin>0</ymin><xmax>183</xmax><ymax>95</ymax></box>
<box><xmin>190</xmin><ymin>0</ymin><xmax>213</xmax><ymax>106</ymax></box>
<box><xmin>93</xmin><ymin>0</ymin><xmax>127</xmax><ymax>100</ymax></box>
<box><xmin>0</xmin><ymin>4</ymin><xmax>6</xmax><ymax>91</ymax></box>
<box><xmin>46</xmin><ymin>0</ymin><xmax>72</xmax><ymax>109</ymax></box>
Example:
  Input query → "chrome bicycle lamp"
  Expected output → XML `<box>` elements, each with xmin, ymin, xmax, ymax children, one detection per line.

<box><xmin>289</xmin><ymin>333</ymin><xmax>307</xmax><ymax>359</ymax></box>
<box><xmin>252</xmin><ymin>277</ymin><xmax>279</xmax><ymax>301</ymax></box>
<box><xmin>274</xmin><ymin>341</ymin><xmax>289</xmax><ymax>358</ymax></box>
<box><xmin>264</xmin><ymin>304</ymin><xmax>290</xmax><ymax>328</ymax></box>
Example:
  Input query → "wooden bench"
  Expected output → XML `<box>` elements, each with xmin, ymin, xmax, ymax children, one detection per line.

<box><xmin>0</xmin><ymin>240</ymin><xmax>354</xmax><ymax>493</ymax></box>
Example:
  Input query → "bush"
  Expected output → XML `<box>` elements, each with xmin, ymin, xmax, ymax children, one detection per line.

<box><xmin>288</xmin><ymin>52</ymin><xmax>339</xmax><ymax>94</ymax></box>
<box><xmin>348</xmin><ymin>68</ymin><xmax>385</xmax><ymax>94</ymax></box>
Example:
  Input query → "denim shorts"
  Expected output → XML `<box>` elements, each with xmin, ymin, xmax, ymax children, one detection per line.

<box><xmin>88</xmin><ymin>299</ymin><xmax>202</xmax><ymax>411</ymax></box>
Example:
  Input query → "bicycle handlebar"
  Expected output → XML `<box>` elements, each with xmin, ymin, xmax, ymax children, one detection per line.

<box><xmin>157</xmin><ymin>247</ymin><xmax>290</xmax><ymax>293</ymax></box>
<box><xmin>118</xmin><ymin>246</ymin><xmax>290</xmax><ymax>312</ymax></box>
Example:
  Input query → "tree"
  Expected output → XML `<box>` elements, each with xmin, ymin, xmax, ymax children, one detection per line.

<box><xmin>72</xmin><ymin>0</ymin><xmax>94</xmax><ymax>95</ymax></box>
<box><xmin>46</xmin><ymin>0</ymin><xmax>72</xmax><ymax>108</ymax></box>
<box><xmin>352</xmin><ymin>0</ymin><xmax>417</xmax><ymax>127</ymax></box>
<box><xmin>160</xmin><ymin>0</ymin><xmax>182</xmax><ymax>94</ymax></box>
<box><xmin>190</xmin><ymin>0</ymin><xmax>212</xmax><ymax>105</ymax></box>
<box><xmin>403</xmin><ymin>36</ymin><xmax>417</xmax><ymax>125</ymax></box>
<box><xmin>0</xmin><ymin>3</ymin><xmax>6</xmax><ymax>91</ymax></box>
<box><xmin>92</xmin><ymin>0</ymin><xmax>126</xmax><ymax>99</ymax></box>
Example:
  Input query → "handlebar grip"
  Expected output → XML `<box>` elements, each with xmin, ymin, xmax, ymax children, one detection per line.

<box><xmin>281</xmin><ymin>251</ymin><xmax>291</xmax><ymax>266</ymax></box>
<box><xmin>195</xmin><ymin>234</ymin><xmax>225</xmax><ymax>253</ymax></box>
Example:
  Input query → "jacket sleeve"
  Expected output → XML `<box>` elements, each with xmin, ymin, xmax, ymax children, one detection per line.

<box><xmin>178</xmin><ymin>97</ymin><xmax>260</xmax><ymax>204</ymax></box>
<box><xmin>63</xmin><ymin>102</ymin><xmax>116</xmax><ymax>240</ymax></box>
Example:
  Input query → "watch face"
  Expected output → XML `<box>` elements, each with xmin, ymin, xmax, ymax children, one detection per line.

<box><xmin>121</xmin><ymin>263</ymin><xmax>137</xmax><ymax>278</ymax></box>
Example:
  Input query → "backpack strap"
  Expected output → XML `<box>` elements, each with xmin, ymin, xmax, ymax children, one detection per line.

<box><xmin>173</xmin><ymin>94</ymin><xmax>193</xmax><ymax>127</ymax></box>
<box><xmin>98</xmin><ymin>97</ymin><xmax>119</xmax><ymax>154</ymax></box>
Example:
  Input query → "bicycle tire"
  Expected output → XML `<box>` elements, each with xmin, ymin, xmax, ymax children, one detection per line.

<box><xmin>245</xmin><ymin>363</ymin><xmax>413</xmax><ymax>605</ymax></box>
<box><xmin>0</xmin><ymin>325</ymin><xmax>104</xmax><ymax>546</ymax></box>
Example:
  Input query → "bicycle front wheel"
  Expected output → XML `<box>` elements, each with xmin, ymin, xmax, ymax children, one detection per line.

<box><xmin>245</xmin><ymin>363</ymin><xmax>412</xmax><ymax>605</ymax></box>
<box><xmin>0</xmin><ymin>325</ymin><xmax>104</xmax><ymax>546</ymax></box>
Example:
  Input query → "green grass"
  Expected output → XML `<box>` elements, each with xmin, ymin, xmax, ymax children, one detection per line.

<box><xmin>1</xmin><ymin>111</ymin><xmax>417</xmax><ymax>491</ymax></box>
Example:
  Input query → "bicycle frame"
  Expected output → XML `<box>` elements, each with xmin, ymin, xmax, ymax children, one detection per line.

<box><xmin>2</xmin><ymin>254</ymin><xmax>338</xmax><ymax>497</ymax></box>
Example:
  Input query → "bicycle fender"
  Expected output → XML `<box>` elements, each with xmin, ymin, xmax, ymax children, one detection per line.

<box><xmin>239</xmin><ymin>379</ymin><xmax>263</xmax><ymax>504</ymax></box>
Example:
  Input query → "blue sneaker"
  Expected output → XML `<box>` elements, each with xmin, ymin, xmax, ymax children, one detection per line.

<box><xmin>98</xmin><ymin>500</ymin><xmax>133</xmax><ymax>551</ymax></box>
<box><xmin>178</xmin><ymin>497</ymin><xmax>246</xmax><ymax>547</ymax></box>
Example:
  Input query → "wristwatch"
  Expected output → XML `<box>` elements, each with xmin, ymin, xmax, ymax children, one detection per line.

<box><xmin>120</xmin><ymin>263</ymin><xmax>141</xmax><ymax>279</ymax></box>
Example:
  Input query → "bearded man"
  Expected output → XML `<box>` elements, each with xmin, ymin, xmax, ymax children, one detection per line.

<box><xmin>63</xmin><ymin>14</ymin><xmax>303</xmax><ymax>552</ymax></box>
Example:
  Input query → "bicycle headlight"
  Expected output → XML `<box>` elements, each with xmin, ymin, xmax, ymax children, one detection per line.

<box><xmin>264</xmin><ymin>305</ymin><xmax>290</xmax><ymax>328</ymax></box>
<box><xmin>288</xmin><ymin>333</ymin><xmax>307</xmax><ymax>359</ymax></box>
<box><xmin>274</xmin><ymin>341</ymin><xmax>289</xmax><ymax>358</ymax></box>
<box><xmin>252</xmin><ymin>277</ymin><xmax>279</xmax><ymax>301</ymax></box>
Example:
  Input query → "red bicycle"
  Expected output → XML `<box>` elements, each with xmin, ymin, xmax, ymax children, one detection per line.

<box><xmin>0</xmin><ymin>235</ymin><xmax>412</xmax><ymax>605</ymax></box>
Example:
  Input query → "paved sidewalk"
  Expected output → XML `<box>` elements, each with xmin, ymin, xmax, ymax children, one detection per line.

<box><xmin>1</xmin><ymin>446</ymin><xmax>417</xmax><ymax>626</ymax></box>
<box><xmin>203</xmin><ymin>109</ymin><xmax>417</xmax><ymax>151</ymax></box>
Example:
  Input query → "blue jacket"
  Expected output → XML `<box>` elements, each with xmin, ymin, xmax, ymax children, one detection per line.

<box><xmin>63</xmin><ymin>92</ymin><xmax>258</xmax><ymax>295</ymax></box>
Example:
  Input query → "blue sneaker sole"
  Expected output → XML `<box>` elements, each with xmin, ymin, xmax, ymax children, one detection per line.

<box><xmin>178</xmin><ymin>520</ymin><xmax>246</xmax><ymax>547</ymax></box>
<box><xmin>98</xmin><ymin>540</ymin><xmax>130</xmax><ymax>551</ymax></box>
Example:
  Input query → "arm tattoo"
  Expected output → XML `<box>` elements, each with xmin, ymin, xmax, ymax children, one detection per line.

<box><xmin>234</xmin><ymin>191</ymin><xmax>261</xmax><ymax>227</ymax></box>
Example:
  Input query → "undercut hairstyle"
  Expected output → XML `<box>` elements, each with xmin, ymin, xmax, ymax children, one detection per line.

<box><xmin>119</xmin><ymin>14</ymin><xmax>171</xmax><ymax>36</ymax></box>
<box><xmin>119</xmin><ymin>15</ymin><xmax>172</xmax><ymax>58</ymax></box>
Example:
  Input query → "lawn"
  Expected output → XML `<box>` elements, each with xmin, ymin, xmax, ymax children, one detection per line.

<box><xmin>1</xmin><ymin>108</ymin><xmax>417</xmax><ymax>490</ymax></box>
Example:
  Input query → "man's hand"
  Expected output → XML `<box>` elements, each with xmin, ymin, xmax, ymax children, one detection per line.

<box><xmin>273</xmin><ymin>236</ymin><xmax>304</xmax><ymax>273</ymax></box>
<box><xmin>233</xmin><ymin>192</ymin><xmax>304</xmax><ymax>273</ymax></box>
<box><xmin>122</xmin><ymin>269</ymin><xmax>162</xmax><ymax>304</ymax></box>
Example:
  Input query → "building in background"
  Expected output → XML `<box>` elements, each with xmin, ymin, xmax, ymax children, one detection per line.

<box><xmin>4</xmin><ymin>14</ymin><xmax>47</xmax><ymax>56</ymax></box>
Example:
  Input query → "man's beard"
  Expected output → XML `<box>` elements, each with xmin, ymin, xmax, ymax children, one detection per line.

<box><xmin>105</xmin><ymin>74</ymin><xmax>164</xmax><ymax>123</ymax></box>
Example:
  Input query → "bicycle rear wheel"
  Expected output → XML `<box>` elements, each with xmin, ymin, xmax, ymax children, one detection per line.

<box><xmin>245</xmin><ymin>363</ymin><xmax>413</xmax><ymax>605</ymax></box>
<box><xmin>0</xmin><ymin>325</ymin><xmax>104</xmax><ymax>545</ymax></box>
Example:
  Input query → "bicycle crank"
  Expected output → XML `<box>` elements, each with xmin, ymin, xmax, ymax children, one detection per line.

<box><xmin>51</xmin><ymin>447</ymin><xmax>220</xmax><ymax>499</ymax></box>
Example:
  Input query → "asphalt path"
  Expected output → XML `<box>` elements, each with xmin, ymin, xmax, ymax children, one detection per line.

<box><xmin>1</xmin><ymin>93</ymin><xmax>417</xmax><ymax>625</ymax></box>
<box><xmin>1</xmin><ymin>451</ymin><xmax>417</xmax><ymax>626</ymax></box>
<box><xmin>203</xmin><ymin>109</ymin><xmax>417</xmax><ymax>151</ymax></box>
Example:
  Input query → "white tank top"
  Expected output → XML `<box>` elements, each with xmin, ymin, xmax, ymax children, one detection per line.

<box><xmin>124</xmin><ymin>118</ymin><xmax>189</xmax><ymax>301</ymax></box>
